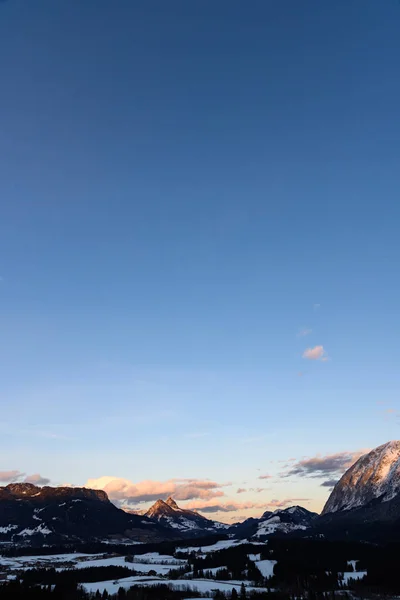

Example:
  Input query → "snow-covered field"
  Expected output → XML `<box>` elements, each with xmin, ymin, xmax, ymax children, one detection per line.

<box><xmin>254</xmin><ymin>559</ymin><xmax>276</xmax><ymax>578</ymax></box>
<box><xmin>82</xmin><ymin>576</ymin><xmax>269</xmax><ymax>596</ymax></box>
<box><xmin>0</xmin><ymin>548</ymin><xmax>367</xmax><ymax>596</ymax></box>
<box><xmin>0</xmin><ymin>551</ymin><xmax>183</xmax><ymax>576</ymax></box>
<box><xmin>177</xmin><ymin>539</ymin><xmax>251</xmax><ymax>554</ymax></box>
<box><xmin>0</xmin><ymin>553</ymin><xmax>101</xmax><ymax>570</ymax></box>
<box><xmin>341</xmin><ymin>571</ymin><xmax>367</xmax><ymax>583</ymax></box>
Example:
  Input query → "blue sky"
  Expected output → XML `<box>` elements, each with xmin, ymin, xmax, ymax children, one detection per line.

<box><xmin>1</xmin><ymin>0</ymin><xmax>400</xmax><ymax>522</ymax></box>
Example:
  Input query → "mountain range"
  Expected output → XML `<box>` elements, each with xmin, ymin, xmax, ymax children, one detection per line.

<box><xmin>3</xmin><ymin>441</ymin><xmax>400</xmax><ymax>546</ymax></box>
<box><xmin>0</xmin><ymin>483</ymin><xmax>176</xmax><ymax>544</ymax></box>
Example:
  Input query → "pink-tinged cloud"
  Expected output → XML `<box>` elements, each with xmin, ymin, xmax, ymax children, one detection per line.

<box><xmin>85</xmin><ymin>476</ymin><xmax>227</xmax><ymax>503</ymax></box>
<box><xmin>0</xmin><ymin>470</ymin><xmax>24</xmax><ymax>482</ymax></box>
<box><xmin>258</xmin><ymin>474</ymin><xmax>272</xmax><ymax>480</ymax></box>
<box><xmin>24</xmin><ymin>473</ymin><xmax>50</xmax><ymax>486</ymax></box>
<box><xmin>302</xmin><ymin>345</ymin><xmax>327</xmax><ymax>361</ymax></box>
<box><xmin>266</xmin><ymin>498</ymin><xmax>310</xmax><ymax>509</ymax></box>
<box><xmin>236</xmin><ymin>488</ymin><xmax>247</xmax><ymax>494</ymax></box>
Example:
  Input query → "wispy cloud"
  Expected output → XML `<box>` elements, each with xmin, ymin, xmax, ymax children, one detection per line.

<box><xmin>0</xmin><ymin>470</ymin><xmax>24</xmax><ymax>482</ymax></box>
<box><xmin>284</xmin><ymin>450</ymin><xmax>368</xmax><ymax>479</ymax></box>
<box><xmin>320</xmin><ymin>479</ymin><xmax>338</xmax><ymax>489</ymax></box>
<box><xmin>183</xmin><ymin>500</ymin><xmax>270</xmax><ymax>514</ymax></box>
<box><xmin>236</xmin><ymin>488</ymin><xmax>247</xmax><ymax>494</ymax></box>
<box><xmin>302</xmin><ymin>345</ymin><xmax>328</xmax><ymax>361</ymax></box>
<box><xmin>266</xmin><ymin>498</ymin><xmax>311</xmax><ymax>509</ymax></box>
<box><xmin>0</xmin><ymin>422</ymin><xmax>72</xmax><ymax>441</ymax></box>
<box><xmin>297</xmin><ymin>328</ymin><xmax>312</xmax><ymax>337</ymax></box>
<box><xmin>258</xmin><ymin>474</ymin><xmax>272</xmax><ymax>480</ymax></box>
<box><xmin>313</xmin><ymin>304</ymin><xmax>321</xmax><ymax>311</ymax></box>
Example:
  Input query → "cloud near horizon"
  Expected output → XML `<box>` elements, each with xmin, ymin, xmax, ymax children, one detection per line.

<box><xmin>85</xmin><ymin>476</ymin><xmax>228</xmax><ymax>504</ymax></box>
<box><xmin>183</xmin><ymin>499</ymin><xmax>270</xmax><ymax>513</ymax></box>
<box><xmin>24</xmin><ymin>473</ymin><xmax>51</xmax><ymax>486</ymax></box>
<box><xmin>0</xmin><ymin>470</ymin><xmax>24</xmax><ymax>482</ymax></box>
<box><xmin>0</xmin><ymin>471</ymin><xmax>50</xmax><ymax>485</ymax></box>
<box><xmin>184</xmin><ymin>497</ymin><xmax>310</xmax><ymax>514</ymax></box>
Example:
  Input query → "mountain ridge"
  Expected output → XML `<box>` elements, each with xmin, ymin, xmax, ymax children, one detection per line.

<box><xmin>0</xmin><ymin>483</ymin><xmax>179</xmax><ymax>545</ymax></box>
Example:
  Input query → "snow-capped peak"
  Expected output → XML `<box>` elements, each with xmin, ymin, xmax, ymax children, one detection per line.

<box><xmin>322</xmin><ymin>441</ymin><xmax>400</xmax><ymax>515</ymax></box>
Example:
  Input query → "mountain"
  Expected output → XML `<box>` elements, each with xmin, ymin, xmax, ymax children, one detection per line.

<box><xmin>322</xmin><ymin>441</ymin><xmax>400</xmax><ymax>515</ymax></box>
<box><xmin>230</xmin><ymin>506</ymin><xmax>318</xmax><ymax>539</ymax></box>
<box><xmin>0</xmin><ymin>483</ymin><xmax>177</xmax><ymax>545</ymax></box>
<box><xmin>145</xmin><ymin>496</ymin><xmax>228</xmax><ymax>533</ymax></box>
<box><xmin>304</xmin><ymin>441</ymin><xmax>400</xmax><ymax>542</ymax></box>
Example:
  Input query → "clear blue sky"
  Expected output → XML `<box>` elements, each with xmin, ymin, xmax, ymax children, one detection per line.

<box><xmin>1</xmin><ymin>0</ymin><xmax>400</xmax><ymax>521</ymax></box>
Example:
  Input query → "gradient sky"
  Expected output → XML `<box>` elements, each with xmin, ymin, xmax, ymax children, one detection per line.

<box><xmin>1</xmin><ymin>0</ymin><xmax>400</xmax><ymax>523</ymax></box>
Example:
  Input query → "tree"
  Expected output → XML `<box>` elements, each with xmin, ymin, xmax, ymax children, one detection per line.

<box><xmin>240</xmin><ymin>582</ymin><xmax>246</xmax><ymax>600</ymax></box>
<box><xmin>231</xmin><ymin>588</ymin><xmax>239</xmax><ymax>600</ymax></box>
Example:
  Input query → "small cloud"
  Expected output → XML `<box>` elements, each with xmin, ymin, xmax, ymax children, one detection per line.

<box><xmin>266</xmin><ymin>498</ymin><xmax>311</xmax><ymax>509</ymax></box>
<box><xmin>313</xmin><ymin>304</ymin><xmax>321</xmax><ymax>311</ymax></box>
<box><xmin>0</xmin><ymin>470</ymin><xmax>24</xmax><ymax>482</ymax></box>
<box><xmin>184</xmin><ymin>500</ymin><xmax>271</xmax><ymax>514</ymax></box>
<box><xmin>236</xmin><ymin>488</ymin><xmax>247</xmax><ymax>494</ymax></box>
<box><xmin>258</xmin><ymin>474</ymin><xmax>272</xmax><ymax>480</ymax></box>
<box><xmin>321</xmin><ymin>479</ymin><xmax>338</xmax><ymax>488</ymax></box>
<box><xmin>297</xmin><ymin>328</ymin><xmax>312</xmax><ymax>337</ymax></box>
<box><xmin>24</xmin><ymin>473</ymin><xmax>50</xmax><ymax>486</ymax></box>
<box><xmin>383</xmin><ymin>408</ymin><xmax>400</xmax><ymax>421</ymax></box>
<box><xmin>302</xmin><ymin>345</ymin><xmax>327</xmax><ymax>361</ymax></box>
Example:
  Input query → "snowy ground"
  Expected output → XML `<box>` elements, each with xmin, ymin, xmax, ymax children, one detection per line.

<box><xmin>177</xmin><ymin>539</ymin><xmax>253</xmax><ymax>554</ymax></box>
<box><xmin>341</xmin><ymin>571</ymin><xmax>367</xmax><ymax>583</ymax></box>
<box><xmin>0</xmin><ymin>553</ymin><xmax>102</xmax><ymax>570</ymax></box>
<box><xmin>0</xmin><ymin>548</ymin><xmax>367</xmax><ymax>596</ymax></box>
<box><xmin>0</xmin><ymin>551</ymin><xmax>184</xmax><ymax>576</ymax></box>
<box><xmin>82</xmin><ymin>576</ymin><xmax>269</xmax><ymax>596</ymax></box>
<box><xmin>254</xmin><ymin>560</ymin><xmax>276</xmax><ymax>578</ymax></box>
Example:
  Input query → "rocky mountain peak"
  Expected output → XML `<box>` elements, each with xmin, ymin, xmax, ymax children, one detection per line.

<box><xmin>165</xmin><ymin>496</ymin><xmax>179</xmax><ymax>510</ymax></box>
<box><xmin>145</xmin><ymin>499</ymin><xmax>174</xmax><ymax>519</ymax></box>
<box><xmin>322</xmin><ymin>441</ymin><xmax>400</xmax><ymax>515</ymax></box>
